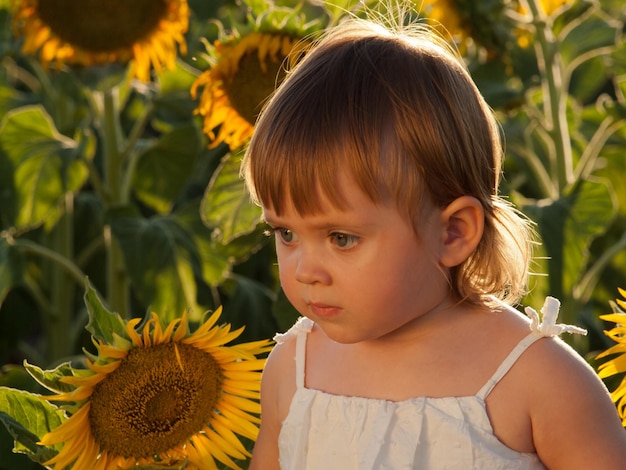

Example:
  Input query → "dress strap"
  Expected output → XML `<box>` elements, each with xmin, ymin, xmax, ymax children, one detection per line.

<box><xmin>273</xmin><ymin>317</ymin><xmax>314</xmax><ymax>390</ymax></box>
<box><xmin>294</xmin><ymin>326</ymin><xmax>307</xmax><ymax>389</ymax></box>
<box><xmin>477</xmin><ymin>296</ymin><xmax>587</xmax><ymax>400</ymax></box>
<box><xmin>476</xmin><ymin>331</ymin><xmax>542</xmax><ymax>399</ymax></box>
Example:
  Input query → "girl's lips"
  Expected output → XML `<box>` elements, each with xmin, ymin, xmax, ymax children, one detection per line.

<box><xmin>309</xmin><ymin>302</ymin><xmax>341</xmax><ymax>319</ymax></box>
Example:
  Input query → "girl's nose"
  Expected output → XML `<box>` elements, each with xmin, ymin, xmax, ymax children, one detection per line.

<box><xmin>294</xmin><ymin>248</ymin><xmax>331</xmax><ymax>285</ymax></box>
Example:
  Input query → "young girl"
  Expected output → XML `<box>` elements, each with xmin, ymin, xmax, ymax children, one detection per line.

<box><xmin>242</xmin><ymin>17</ymin><xmax>626</xmax><ymax>470</ymax></box>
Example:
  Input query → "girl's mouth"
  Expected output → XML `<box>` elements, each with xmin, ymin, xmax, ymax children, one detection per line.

<box><xmin>309</xmin><ymin>302</ymin><xmax>342</xmax><ymax>319</ymax></box>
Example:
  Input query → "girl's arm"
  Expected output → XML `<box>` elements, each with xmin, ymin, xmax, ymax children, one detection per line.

<box><xmin>529</xmin><ymin>337</ymin><xmax>626</xmax><ymax>469</ymax></box>
<box><xmin>249</xmin><ymin>338</ymin><xmax>297</xmax><ymax>470</ymax></box>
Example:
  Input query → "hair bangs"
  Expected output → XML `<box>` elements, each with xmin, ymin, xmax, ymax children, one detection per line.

<box><xmin>244</xmin><ymin>36</ymin><xmax>398</xmax><ymax>216</ymax></box>
<box><xmin>248</xmin><ymin>125</ymin><xmax>358</xmax><ymax>216</ymax></box>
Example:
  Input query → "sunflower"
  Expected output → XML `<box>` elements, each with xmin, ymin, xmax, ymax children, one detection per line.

<box><xmin>38</xmin><ymin>306</ymin><xmax>273</xmax><ymax>469</ymax></box>
<box><xmin>421</xmin><ymin>0</ymin><xmax>471</xmax><ymax>44</ymax></box>
<box><xmin>11</xmin><ymin>0</ymin><xmax>189</xmax><ymax>82</ymax></box>
<box><xmin>192</xmin><ymin>32</ymin><xmax>308</xmax><ymax>149</ymax></box>
<box><xmin>597</xmin><ymin>288</ymin><xmax>626</xmax><ymax>427</ymax></box>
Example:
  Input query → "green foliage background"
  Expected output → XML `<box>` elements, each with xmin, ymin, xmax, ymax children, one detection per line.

<box><xmin>0</xmin><ymin>0</ymin><xmax>625</xmax><ymax>468</ymax></box>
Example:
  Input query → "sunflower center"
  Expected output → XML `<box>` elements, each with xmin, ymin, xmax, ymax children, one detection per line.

<box><xmin>146</xmin><ymin>389</ymin><xmax>180</xmax><ymax>425</ymax></box>
<box><xmin>222</xmin><ymin>51</ymin><xmax>287</xmax><ymax>125</ymax></box>
<box><xmin>36</xmin><ymin>0</ymin><xmax>168</xmax><ymax>52</ymax></box>
<box><xmin>89</xmin><ymin>342</ymin><xmax>222</xmax><ymax>458</ymax></box>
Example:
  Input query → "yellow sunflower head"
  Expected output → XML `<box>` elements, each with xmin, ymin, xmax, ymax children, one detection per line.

<box><xmin>37</xmin><ymin>304</ymin><xmax>273</xmax><ymax>469</ymax></box>
<box><xmin>597</xmin><ymin>287</ymin><xmax>626</xmax><ymax>427</ymax></box>
<box><xmin>11</xmin><ymin>0</ymin><xmax>189</xmax><ymax>82</ymax></box>
<box><xmin>192</xmin><ymin>32</ymin><xmax>309</xmax><ymax>150</ymax></box>
<box><xmin>420</xmin><ymin>0</ymin><xmax>471</xmax><ymax>45</ymax></box>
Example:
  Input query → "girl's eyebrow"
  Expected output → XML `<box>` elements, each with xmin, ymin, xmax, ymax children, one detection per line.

<box><xmin>261</xmin><ymin>213</ymin><xmax>280</xmax><ymax>226</ymax></box>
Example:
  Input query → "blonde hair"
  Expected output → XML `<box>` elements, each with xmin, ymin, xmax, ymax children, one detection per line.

<box><xmin>242</xmin><ymin>18</ymin><xmax>533</xmax><ymax>305</ymax></box>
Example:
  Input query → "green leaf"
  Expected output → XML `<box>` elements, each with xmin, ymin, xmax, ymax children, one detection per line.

<box><xmin>74</xmin><ymin>62</ymin><xmax>130</xmax><ymax>91</ymax></box>
<box><xmin>0</xmin><ymin>5</ymin><xmax>16</xmax><ymax>58</ymax></box>
<box><xmin>221</xmin><ymin>275</ymin><xmax>278</xmax><ymax>343</ymax></box>
<box><xmin>0</xmin><ymin>425</ymin><xmax>42</xmax><ymax>470</ymax></box>
<box><xmin>273</xmin><ymin>287</ymin><xmax>301</xmax><ymax>334</ymax></box>
<box><xmin>242</xmin><ymin>0</ymin><xmax>273</xmax><ymax>18</ymax></box>
<box><xmin>0</xmin><ymin>237</ymin><xmax>23</xmax><ymax>306</ymax></box>
<box><xmin>109</xmin><ymin>209</ymin><xmax>205</xmax><ymax>322</ymax></box>
<box><xmin>0</xmin><ymin>105</ymin><xmax>91</xmax><ymax>230</ymax></box>
<box><xmin>319</xmin><ymin>0</ymin><xmax>361</xmax><ymax>24</ymax></box>
<box><xmin>569</xmin><ymin>55</ymin><xmax>611</xmax><ymax>104</ymax></box>
<box><xmin>0</xmin><ymin>144</ymin><xmax>18</xmax><ymax>229</ymax></box>
<box><xmin>213</xmin><ymin>223</ymin><xmax>269</xmax><ymax>264</ymax></box>
<box><xmin>558</xmin><ymin>7</ymin><xmax>620</xmax><ymax>75</ymax></box>
<box><xmin>23</xmin><ymin>362</ymin><xmax>90</xmax><ymax>395</ymax></box>
<box><xmin>243</xmin><ymin>0</ymin><xmax>328</xmax><ymax>32</ymax></box>
<box><xmin>201</xmin><ymin>152</ymin><xmax>263</xmax><ymax>244</ymax></box>
<box><xmin>152</xmin><ymin>61</ymin><xmax>201</xmax><ymax>131</ymax></box>
<box><xmin>551</xmin><ymin>0</ymin><xmax>594</xmax><ymax>37</ymax></box>
<box><xmin>523</xmin><ymin>178</ymin><xmax>617</xmax><ymax>303</ymax></box>
<box><xmin>611</xmin><ymin>35</ymin><xmax>626</xmax><ymax>78</ymax></box>
<box><xmin>0</xmin><ymin>366</ymin><xmax>38</xmax><ymax>392</ymax></box>
<box><xmin>472</xmin><ymin>59</ymin><xmax>524</xmax><ymax>110</ymax></box>
<box><xmin>159</xmin><ymin>60</ymin><xmax>199</xmax><ymax>94</ymax></box>
<box><xmin>0</xmin><ymin>86</ymin><xmax>37</xmax><ymax>122</ymax></box>
<box><xmin>0</xmin><ymin>387</ymin><xmax>64</xmax><ymax>464</ymax></box>
<box><xmin>172</xmin><ymin>203</ymin><xmax>234</xmax><ymax>286</ymax></box>
<box><xmin>133</xmin><ymin>125</ymin><xmax>200</xmax><ymax>214</ymax></box>
<box><xmin>595</xmin><ymin>141</ymin><xmax>626</xmax><ymax>212</ymax></box>
<box><xmin>84</xmin><ymin>279</ymin><xmax>126</xmax><ymax>343</ymax></box>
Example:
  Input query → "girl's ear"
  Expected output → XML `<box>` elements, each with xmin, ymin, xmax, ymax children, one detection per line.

<box><xmin>439</xmin><ymin>196</ymin><xmax>484</xmax><ymax>268</ymax></box>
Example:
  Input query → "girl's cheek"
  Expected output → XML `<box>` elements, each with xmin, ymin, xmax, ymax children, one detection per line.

<box><xmin>278</xmin><ymin>257</ymin><xmax>295</xmax><ymax>285</ymax></box>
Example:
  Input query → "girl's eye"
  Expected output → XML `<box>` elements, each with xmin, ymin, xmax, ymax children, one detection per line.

<box><xmin>276</xmin><ymin>228</ymin><xmax>295</xmax><ymax>243</ymax></box>
<box><xmin>331</xmin><ymin>232</ymin><xmax>358</xmax><ymax>249</ymax></box>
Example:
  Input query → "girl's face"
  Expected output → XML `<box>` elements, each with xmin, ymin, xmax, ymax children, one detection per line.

<box><xmin>262</xmin><ymin>175</ymin><xmax>452</xmax><ymax>345</ymax></box>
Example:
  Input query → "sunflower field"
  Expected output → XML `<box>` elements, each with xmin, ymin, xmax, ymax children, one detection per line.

<box><xmin>0</xmin><ymin>0</ymin><xmax>625</xmax><ymax>468</ymax></box>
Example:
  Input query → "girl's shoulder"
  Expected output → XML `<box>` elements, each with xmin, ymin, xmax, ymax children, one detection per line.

<box><xmin>486</xmin><ymin>298</ymin><xmax>626</xmax><ymax>467</ymax></box>
<box><xmin>510</xmin><ymin>325</ymin><xmax>626</xmax><ymax>467</ymax></box>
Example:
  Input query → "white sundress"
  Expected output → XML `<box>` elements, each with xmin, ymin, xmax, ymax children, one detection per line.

<box><xmin>275</xmin><ymin>297</ymin><xmax>586</xmax><ymax>470</ymax></box>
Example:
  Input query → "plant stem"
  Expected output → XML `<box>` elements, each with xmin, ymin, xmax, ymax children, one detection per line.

<box><xmin>525</xmin><ymin>0</ymin><xmax>573</xmax><ymax>191</ymax></box>
<box><xmin>102</xmin><ymin>89</ymin><xmax>123</xmax><ymax>203</ymax></box>
<box><xmin>49</xmin><ymin>192</ymin><xmax>75</xmax><ymax>360</ymax></box>
<box><xmin>100</xmin><ymin>88</ymin><xmax>130</xmax><ymax>317</ymax></box>
<box><xmin>120</xmin><ymin>101</ymin><xmax>155</xmax><ymax>204</ymax></box>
